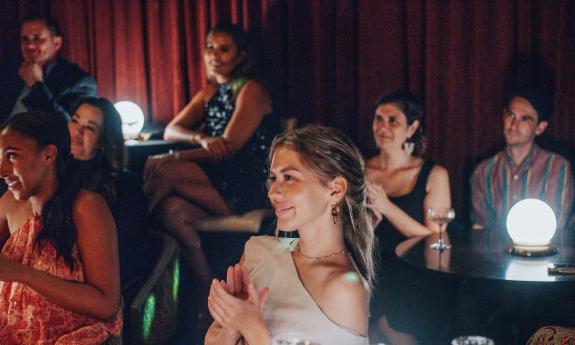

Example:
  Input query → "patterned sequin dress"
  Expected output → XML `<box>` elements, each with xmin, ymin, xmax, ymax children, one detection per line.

<box><xmin>200</xmin><ymin>81</ymin><xmax>281</xmax><ymax>213</ymax></box>
<box><xmin>0</xmin><ymin>215</ymin><xmax>122</xmax><ymax>344</ymax></box>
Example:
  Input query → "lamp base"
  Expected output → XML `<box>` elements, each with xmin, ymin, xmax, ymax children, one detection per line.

<box><xmin>507</xmin><ymin>244</ymin><xmax>557</xmax><ymax>257</ymax></box>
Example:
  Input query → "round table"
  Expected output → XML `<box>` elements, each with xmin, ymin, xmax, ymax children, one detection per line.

<box><xmin>396</xmin><ymin>228</ymin><xmax>575</xmax><ymax>283</ymax></box>
<box><xmin>395</xmin><ymin>228</ymin><xmax>575</xmax><ymax>343</ymax></box>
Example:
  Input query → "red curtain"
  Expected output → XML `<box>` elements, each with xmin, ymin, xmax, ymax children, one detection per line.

<box><xmin>1</xmin><ymin>0</ymin><xmax>574</xmax><ymax>218</ymax></box>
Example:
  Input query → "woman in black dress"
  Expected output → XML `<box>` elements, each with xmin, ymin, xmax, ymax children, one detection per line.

<box><xmin>365</xmin><ymin>91</ymin><xmax>452</xmax><ymax>345</ymax></box>
<box><xmin>143</xmin><ymin>24</ymin><xmax>280</xmax><ymax>315</ymax></box>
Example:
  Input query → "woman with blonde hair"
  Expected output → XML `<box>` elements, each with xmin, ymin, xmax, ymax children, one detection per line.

<box><xmin>205</xmin><ymin>125</ymin><xmax>374</xmax><ymax>345</ymax></box>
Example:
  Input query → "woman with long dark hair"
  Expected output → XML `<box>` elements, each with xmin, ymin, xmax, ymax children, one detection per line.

<box><xmin>0</xmin><ymin>111</ymin><xmax>121</xmax><ymax>344</ymax></box>
<box><xmin>69</xmin><ymin>97</ymin><xmax>153</xmax><ymax>290</ymax></box>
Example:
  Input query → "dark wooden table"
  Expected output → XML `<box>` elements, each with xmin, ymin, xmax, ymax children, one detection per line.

<box><xmin>395</xmin><ymin>228</ymin><xmax>575</xmax><ymax>344</ymax></box>
<box><xmin>396</xmin><ymin>228</ymin><xmax>575</xmax><ymax>283</ymax></box>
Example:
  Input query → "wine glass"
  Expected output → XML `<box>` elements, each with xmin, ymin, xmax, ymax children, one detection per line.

<box><xmin>428</xmin><ymin>207</ymin><xmax>455</xmax><ymax>250</ymax></box>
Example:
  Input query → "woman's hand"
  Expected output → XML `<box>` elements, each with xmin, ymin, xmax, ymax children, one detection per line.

<box><xmin>208</xmin><ymin>272</ymin><xmax>270</xmax><ymax>342</ymax></box>
<box><xmin>366</xmin><ymin>181</ymin><xmax>389</xmax><ymax>225</ymax></box>
<box><xmin>210</xmin><ymin>264</ymin><xmax>251</xmax><ymax>340</ymax></box>
<box><xmin>225</xmin><ymin>264</ymin><xmax>250</xmax><ymax>300</ymax></box>
<box><xmin>198</xmin><ymin>136</ymin><xmax>229</xmax><ymax>160</ymax></box>
<box><xmin>143</xmin><ymin>152</ymin><xmax>175</xmax><ymax>181</ymax></box>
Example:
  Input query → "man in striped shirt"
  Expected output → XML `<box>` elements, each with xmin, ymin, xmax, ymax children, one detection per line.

<box><xmin>471</xmin><ymin>89</ymin><xmax>574</xmax><ymax>231</ymax></box>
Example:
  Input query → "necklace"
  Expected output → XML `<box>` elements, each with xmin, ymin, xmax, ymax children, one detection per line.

<box><xmin>296</xmin><ymin>244</ymin><xmax>349</xmax><ymax>260</ymax></box>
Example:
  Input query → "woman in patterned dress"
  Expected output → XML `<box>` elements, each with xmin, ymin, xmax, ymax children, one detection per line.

<box><xmin>143</xmin><ymin>24</ymin><xmax>280</xmax><ymax>319</ymax></box>
<box><xmin>0</xmin><ymin>111</ymin><xmax>121</xmax><ymax>344</ymax></box>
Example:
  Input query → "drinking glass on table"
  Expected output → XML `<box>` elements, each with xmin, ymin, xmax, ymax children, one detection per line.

<box><xmin>428</xmin><ymin>207</ymin><xmax>455</xmax><ymax>250</ymax></box>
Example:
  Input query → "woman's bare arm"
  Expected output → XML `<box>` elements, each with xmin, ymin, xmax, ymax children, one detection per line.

<box><xmin>219</xmin><ymin>80</ymin><xmax>272</xmax><ymax>156</ymax></box>
<box><xmin>370</xmin><ymin>165</ymin><xmax>451</xmax><ymax>237</ymax></box>
<box><xmin>164</xmin><ymin>85</ymin><xmax>216</xmax><ymax>144</ymax></box>
<box><xmin>0</xmin><ymin>190</ymin><xmax>120</xmax><ymax>319</ymax></box>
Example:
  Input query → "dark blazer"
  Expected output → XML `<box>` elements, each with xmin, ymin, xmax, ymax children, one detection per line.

<box><xmin>0</xmin><ymin>57</ymin><xmax>97</xmax><ymax>123</ymax></box>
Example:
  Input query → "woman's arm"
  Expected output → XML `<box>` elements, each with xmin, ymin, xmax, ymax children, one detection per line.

<box><xmin>369</xmin><ymin>165</ymin><xmax>451</xmax><ymax>237</ymax></box>
<box><xmin>145</xmin><ymin>80</ymin><xmax>272</xmax><ymax>180</ymax></box>
<box><xmin>0</xmin><ymin>190</ymin><xmax>120</xmax><ymax>319</ymax></box>
<box><xmin>163</xmin><ymin>85</ymin><xmax>215</xmax><ymax>144</ymax></box>
<box><xmin>218</xmin><ymin>80</ymin><xmax>272</xmax><ymax>157</ymax></box>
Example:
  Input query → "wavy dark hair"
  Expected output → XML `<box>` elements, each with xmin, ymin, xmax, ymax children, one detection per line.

<box><xmin>73</xmin><ymin>98</ymin><xmax>125</xmax><ymax>205</ymax></box>
<box><xmin>268</xmin><ymin>125</ymin><xmax>376</xmax><ymax>290</ymax></box>
<box><xmin>1</xmin><ymin>111</ymin><xmax>81</xmax><ymax>268</ymax></box>
<box><xmin>374</xmin><ymin>90</ymin><xmax>427</xmax><ymax>157</ymax></box>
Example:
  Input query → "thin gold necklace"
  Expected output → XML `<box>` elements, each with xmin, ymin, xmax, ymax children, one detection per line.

<box><xmin>296</xmin><ymin>244</ymin><xmax>349</xmax><ymax>260</ymax></box>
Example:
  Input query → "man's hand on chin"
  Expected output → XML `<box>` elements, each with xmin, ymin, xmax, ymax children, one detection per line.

<box><xmin>19</xmin><ymin>61</ymin><xmax>44</xmax><ymax>87</ymax></box>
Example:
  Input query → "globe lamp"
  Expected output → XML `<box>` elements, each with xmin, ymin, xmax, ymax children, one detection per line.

<box><xmin>506</xmin><ymin>198</ymin><xmax>557</xmax><ymax>257</ymax></box>
<box><xmin>114</xmin><ymin>101</ymin><xmax>145</xmax><ymax>140</ymax></box>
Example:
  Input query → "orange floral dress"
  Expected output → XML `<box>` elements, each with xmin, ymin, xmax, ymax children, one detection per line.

<box><xmin>0</xmin><ymin>215</ymin><xmax>122</xmax><ymax>344</ymax></box>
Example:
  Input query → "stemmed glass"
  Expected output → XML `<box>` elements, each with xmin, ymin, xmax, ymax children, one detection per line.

<box><xmin>428</xmin><ymin>207</ymin><xmax>455</xmax><ymax>250</ymax></box>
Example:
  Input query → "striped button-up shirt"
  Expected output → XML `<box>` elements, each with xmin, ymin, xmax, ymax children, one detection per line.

<box><xmin>471</xmin><ymin>145</ymin><xmax>574</xmax><ymax>230</ymax></box>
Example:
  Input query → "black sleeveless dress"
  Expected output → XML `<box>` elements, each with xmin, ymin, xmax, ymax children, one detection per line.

<box><xmin>375</xmin><ymin>161</ymin><xmax>435</xmax><ymax>255</ymax></box>
<box><xmin>371</xmin><ymin>161</ymin><xmax>439</xmax><ymax>333</ymax></box>
<box><xmin>199</xmin><ymin>82</ymin><xmax>281</xmax><ymax>214</ymax></box>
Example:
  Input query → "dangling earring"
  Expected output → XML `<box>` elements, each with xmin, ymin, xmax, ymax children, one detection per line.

<box><xmin>331</xmin><ymin>204</ymin><xmax>340</xmax><ymax>224</ymax></box>
<box><xmin>403</xmin><ymin>139</ymin><xmax>415</xmax><ymax>156</ymax></box>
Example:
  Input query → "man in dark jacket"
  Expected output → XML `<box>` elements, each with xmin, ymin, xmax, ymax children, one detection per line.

<box><xmin>0</xmin><ymin>15</ymin><xmax>97</xmax><ymax>123</ymax></box>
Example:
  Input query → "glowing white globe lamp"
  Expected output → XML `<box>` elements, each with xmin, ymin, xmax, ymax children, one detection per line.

<box><xmin>114</xmin><ymin>101</ymin><xmax>145</xmax><ymax>140</ymax></box>
<box><xmin>506</xmin><ymin>198</ymin><xmax>557</xmax><ymax>256</ymax></box>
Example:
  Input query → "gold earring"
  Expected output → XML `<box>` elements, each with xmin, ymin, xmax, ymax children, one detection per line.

<box><xmin>331</xmin><ymin>204</ymin><xmax>340</xmax><ymax>224</ymax></box>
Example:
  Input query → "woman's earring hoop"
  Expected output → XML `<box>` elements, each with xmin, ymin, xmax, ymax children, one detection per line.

<box><xmin>331</xmin><ymin>204</ymin><xmax>340</xmax><ymax>224</ymax></box>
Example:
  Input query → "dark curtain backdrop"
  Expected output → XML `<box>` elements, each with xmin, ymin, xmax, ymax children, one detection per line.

<box><xmin>2</xmin><ymin>0</ymin><xmax>574</xmax><ymax>220</ymax></box>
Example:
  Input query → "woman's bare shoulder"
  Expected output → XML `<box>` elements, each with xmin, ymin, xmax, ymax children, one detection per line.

<box><xmin>72</xmin><ymin>190</ymin><xmax>113</xmax><ymax>227</ymax></box>
<box><xmin>0</xmin><ymin>191</ymin><xmax>18</xmax><ymax>214</ymax></box>
<box><xmin>321</xmin><ymin>264</ymin><xmax>369</xmax><ymax>334</ymax></box>
<box><xmin>238</xmin><ymin>79</ymin><xmax>271</xmax><ymax>100</ymax></box>
<box><xmin>73</xmin><ymin>189</ymin><xmax>107</xmax><ymax>208</ymax></box>
<box><xmin>0</xmin><ymin>192</ymin><xmax>32</xmax><ymax>228</ymax></box>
